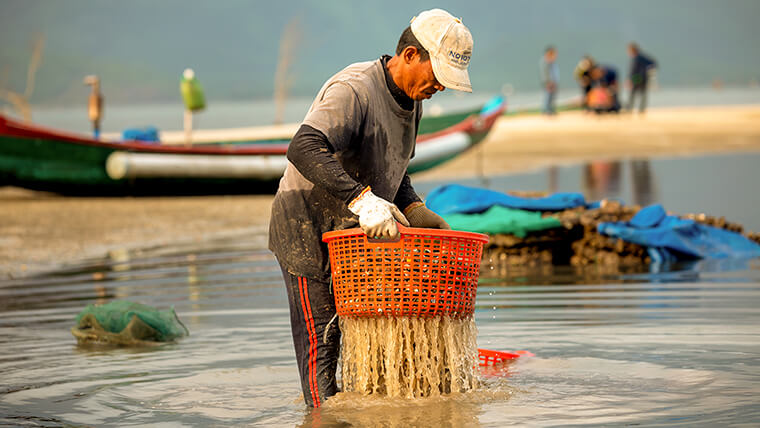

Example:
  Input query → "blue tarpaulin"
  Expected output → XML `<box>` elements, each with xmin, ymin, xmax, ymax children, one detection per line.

<box><xmin>598</xmin><ymin>204</ymin><xmax>760</xmax><ymax>262</ymax></box>
<box><xmin>426</xmin><ymin>184</ymin><xmax>587</xmax><ymax>215</ymax></box>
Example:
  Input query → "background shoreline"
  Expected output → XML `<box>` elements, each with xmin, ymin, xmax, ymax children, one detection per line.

<box><xmin>2</xmin><ymin>104</ymin><xmax>760</xmax><ymax>279</ymax></box>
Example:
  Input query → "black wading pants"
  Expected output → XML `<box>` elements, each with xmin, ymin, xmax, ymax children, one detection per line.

<box><xmin>280</xmin><ymin>265</ymin><xmax>341</xmax><ymax>407</ymax></box>
<box><xmin>627</xmin><ymin>83</ymin><xmax>648</xmax><ymax>113</ymax></box>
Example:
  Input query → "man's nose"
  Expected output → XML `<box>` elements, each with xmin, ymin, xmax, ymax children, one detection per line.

<box><xmin>434</xmin><ymin>82</ymin><xmax>445</xmax><ymax>92</ymax></box>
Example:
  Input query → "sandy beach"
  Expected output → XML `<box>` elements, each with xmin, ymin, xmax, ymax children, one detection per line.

<box><xmin>3</xmin><ymin>104</ymin><xmax>760</xmax><ymax>278</ymax></box>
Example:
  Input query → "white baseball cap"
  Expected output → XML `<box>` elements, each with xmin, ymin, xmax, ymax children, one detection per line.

<box><xmin>410</xmin><ymin>9</ymin><xmax>473</xmax><ymax>92</ymax></box>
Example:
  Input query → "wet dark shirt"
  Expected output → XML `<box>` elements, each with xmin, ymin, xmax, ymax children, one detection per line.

<box><xmin>594</xmin><ymin>66</ymin><xmax>618</xmax><ymax>88</ymax></box>
<box><xmin>629</xmin><ymin>53</ymin><xmax>657</xmax><ymax>86</ymax></box>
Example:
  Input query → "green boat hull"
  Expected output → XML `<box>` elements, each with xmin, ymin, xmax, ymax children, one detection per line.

<box><xmin>0</xmin><ymin>98</ymin><xmax>505</xmax><ymax>195</ymax></box>
<box><xmin>0</xmin><ymin>134</ymin><xmax>281</xmax><ymax>195</ymax></box>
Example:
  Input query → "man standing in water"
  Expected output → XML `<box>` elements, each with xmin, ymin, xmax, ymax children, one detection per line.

<box><xmin>268</xmin><ymin>9</ymin><xmax>473</xmax><ymax>407</ymax></box>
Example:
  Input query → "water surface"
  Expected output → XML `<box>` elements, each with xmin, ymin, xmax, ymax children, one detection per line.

<box><xmin>1</xmin><ymin>234</ymin><xmax>759</xmax><ymax>426</ymax></box>
<box><xmin>2</xmin><ymin>153</ymin><xmax>760</xmax><ymax>426</ymax></box>
<box><xmin>417</xmin><ymin>152</ymin><xmax>760</xmax><ymax>232</ymax></box>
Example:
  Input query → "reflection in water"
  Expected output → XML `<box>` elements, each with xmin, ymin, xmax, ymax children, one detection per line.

<box><xmin>301</xmin><ymin>391</ymin><xmax>487</xmax><ymax>428</ymax></box>
<box><xmin>549</xmin><ymin>159</ymin><xmax>658</xmax><ymax>206</ymax></box>
<box><xmin>547</xmin><ymin>165</ymin><xmax>558</xmax><ymax>194</ymax></box>
<box><xmin>1</xmin><ymin>236</ymin><xmax>759</xmax><ymax>426</ymax></box>
<box><xmin>583</xmin><ymin>161</ymin><xmax>622</xmax><ymax>201</ymax></box>
<box><xmin>630</xmin><ymin>159</ymin><xmax>657</xmax><ymax>206</ymax></box>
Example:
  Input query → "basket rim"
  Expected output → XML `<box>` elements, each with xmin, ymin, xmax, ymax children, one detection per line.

<box><xmin>322</xmin><ymin>225</ymin><xmax>489</xmax><ymax>244</ymax></box>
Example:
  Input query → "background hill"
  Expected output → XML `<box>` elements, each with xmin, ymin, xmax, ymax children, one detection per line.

<box><xmin>1</xmin><ymin>0</ymin><xmax>759</xmax><ymax>106</ymax></box>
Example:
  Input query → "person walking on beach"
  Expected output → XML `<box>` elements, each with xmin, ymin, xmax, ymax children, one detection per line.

<box><xmin>268</xmin><ymin>8</ymin><xmax>472</xmax><ymax>407</ymax></box>
<box><xmin>540</xmin><ymin>45</ymin><xmax>559</xmax><ymax>115</ymax></box>
<box><xmin>626</xmin><ymin>42</ymin><xmax>657</xmax><ymax>113</ymax></box>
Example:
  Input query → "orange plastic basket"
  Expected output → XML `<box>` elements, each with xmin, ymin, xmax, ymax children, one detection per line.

<box><xmin>322</xmin><ymin>225</ymin><xmax>489</xmax><ymax>318</ymax></box>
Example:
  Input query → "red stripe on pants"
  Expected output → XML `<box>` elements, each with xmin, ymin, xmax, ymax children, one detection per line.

<box><xmin>298</xmin><ymin>277</ymin><xmax>320</xmax><ymax>407</ymax></box>
<box><xmin>302</xmin><ymin>277</ymin><xmax>321</xmax><ymax>407</ymax></box>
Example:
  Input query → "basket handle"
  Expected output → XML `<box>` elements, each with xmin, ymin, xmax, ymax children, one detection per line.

<box><xmin>364</xmin><ymin>222</ymin><xmax>407</xmax><ymax>243</ymax></box>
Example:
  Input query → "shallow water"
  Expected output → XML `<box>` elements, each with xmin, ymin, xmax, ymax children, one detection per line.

<box><xmin>417</xmin><ymin>152</ymin><xmax>760</xmax><ymax>232</ymax></box>
<box><xmin>2</xmin><ymin>153</ymin><xmax>760</xmax><ymax>426</ymax></box>
<box><xmin>1</xmin><ymin>233</ymin><xmax>759</xmax><ymax>426</ymax></box>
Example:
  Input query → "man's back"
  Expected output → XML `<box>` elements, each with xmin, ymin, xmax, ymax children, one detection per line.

<box><xmin>630</xmin><ymin>53</ymin><xmax>656</xmax><ymax>85</ymax></box>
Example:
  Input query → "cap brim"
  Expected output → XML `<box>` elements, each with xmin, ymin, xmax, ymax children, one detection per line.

<box><xmin>430</xmin><ymin>55</ymin><xmax>472</xmax><ymax>92</ymax></box>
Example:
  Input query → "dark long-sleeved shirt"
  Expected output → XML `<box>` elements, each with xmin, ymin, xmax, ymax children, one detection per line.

<box><xmin>269</xmin><ymin>57</ymin><xmax>422</xmax><ymax>280</ymax></box>
<box><xmin>285</xmin><ymin>55</ymin><xmax>421</xmax><ymax>211</ymax></box>
<box><xmin>629</xmin><ymin>53</ymin><xmax>657</xmax><ymax>86</ymax></box>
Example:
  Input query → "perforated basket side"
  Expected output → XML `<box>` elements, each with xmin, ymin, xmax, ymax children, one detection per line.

<box><xmin>325</xmin><ymin>227</ymin><xmax>487</xmax><ymax>318</ymax></box>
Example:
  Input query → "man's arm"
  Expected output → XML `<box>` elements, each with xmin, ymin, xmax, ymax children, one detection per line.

<box><xmin>539</xmin><ymin>61</ymin><xmax>549</xmax><ymax>86</ymax></box>
<box><xmin>393</xmin><ymin>173</ymin><xmax>422</xmax><ymax>212</ymax></box>
<box><xmin>288</xmin><ymin>81</ymin><xmax>408</xmax><ymax>238</ymax></box>
<box><xmin>394</xmin><ymin>106</ymin><xmax>423</xmax><ymax>211</ymax></box>
<box><xmin>286</xmin><ymin>124</ymin><xmax>364</xmax><ymax>204</ymax></box>
<box><xmin>394</xmin><ymin>106</ymin><xmax>448</xmax><ymax>230</ymax></box>
<box><xmin>400</xmin><ymin>179</ymin><xmax>450</xmax><ymax>229</ymax></box>
<box><xmin>645</xmin><ymin>54</ymin><xmax>657</xmax><ymax>70</ymax></box>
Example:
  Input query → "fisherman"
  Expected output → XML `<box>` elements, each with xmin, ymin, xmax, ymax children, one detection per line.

<box><xmin>268</xmin><ymin>8</ymin><xmax>473</xmax><ymax>407</ymax></box>
<box><xmin>626</xmin><ymin>42</ymin><xmax>657</xmax><ymax>113</ymax></box>
<box><xmin>84</xmin><ymin>75</ymin><xmax>103</xmax><ymax>138</ymax></box>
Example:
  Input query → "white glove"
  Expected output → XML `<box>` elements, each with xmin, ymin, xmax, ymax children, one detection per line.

<box><xmin>348</xmin><ymin>187</ymin><xmax>410</xmax><ymax>239</ymax></box>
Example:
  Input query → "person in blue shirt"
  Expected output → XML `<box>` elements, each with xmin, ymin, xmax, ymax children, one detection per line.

<box><xmin>589</xmin><ymin>64</ymin><xmax>620</xmax><ymax>113</ymax></box>
<box><xmin>539</xmin><ymin>45</ymin><xmax>559</xmax><ymax>115</ymax></box>
<box><xmin>626</xmin><ymin>42</ymin><xmax>657</xmax><ymax>113</ymax></box>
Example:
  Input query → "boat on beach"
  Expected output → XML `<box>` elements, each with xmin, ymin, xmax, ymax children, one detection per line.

<box><xmin>0</xmin><ymin>97</ymin><xmax>505</xmax><ymax>195</ymax></box>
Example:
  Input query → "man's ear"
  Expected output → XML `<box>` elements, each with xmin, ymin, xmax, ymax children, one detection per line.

<box><xmin>402</xmin><ymin>46</ymin><xmax>419</xmax><ymax>64</ymax></box>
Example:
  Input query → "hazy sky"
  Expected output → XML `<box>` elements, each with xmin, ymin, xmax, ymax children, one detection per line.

<box><xmin>1</xmin><ymin>0</ymin><xmax>759</xmax><ymax>105</ymax></box>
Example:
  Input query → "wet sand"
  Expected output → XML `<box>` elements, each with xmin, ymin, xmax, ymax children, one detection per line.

<box><xmin>2</xmin><ymin>105</ymin><xmax>760</xmax><ymax>278</ymax></box>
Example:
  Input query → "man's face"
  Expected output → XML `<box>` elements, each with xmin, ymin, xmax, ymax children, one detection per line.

<box><xmin>407</xmin><ymin>55</ymin><xmax>445</xmax><ymax>101</ymax></box>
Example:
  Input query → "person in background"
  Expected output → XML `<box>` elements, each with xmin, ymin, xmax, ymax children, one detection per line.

<box><xmin>573</xmin><ymin>55</ymin><xmax>595</xmax><ymax>111</ymax></box>
<box><xmin>84</xmin><ymin>75</ymin><xmax>103</xmax><ymax>138</ymax></box>
<box><xmin>539</xmin><ymin>45</ymin><xmax>559</xmax><ymax>115</ymax></box>
<box><xmin>589</xmin><ymin>64</ymin><xmax>620</xmax><ymax>113</ymax></box>
<box><xmin>268</xmin><ymin>8</ymin><xmax>471</xmax><ymax>407</ymax></box>
<box><xmin>626</xmin><ymin>42</ymin><xmax>657</xmax><ymax>113</ymax></box>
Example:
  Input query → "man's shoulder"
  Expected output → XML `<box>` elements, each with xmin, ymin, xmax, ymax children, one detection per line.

<box><xmin>326</xmin><ymin>60</ymin><xmax>381</xmax><ymax>94</ymax></box>
<box><xmin>335</xmin><ymin>60</ymin><xmax>378</xmax><ymax>77</ymax></box>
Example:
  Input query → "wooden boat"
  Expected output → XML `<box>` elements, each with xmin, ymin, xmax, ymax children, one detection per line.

<box><xmin>0</xmin><ymin>97</ymin><xmax>505</xmax><ymax>195</ymax></box>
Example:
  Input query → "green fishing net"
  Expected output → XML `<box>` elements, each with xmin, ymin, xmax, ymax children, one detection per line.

<box><xmin>71</xmin><ymin>300</ymin><xmax>189</xmax><ymax>346</ymax></box>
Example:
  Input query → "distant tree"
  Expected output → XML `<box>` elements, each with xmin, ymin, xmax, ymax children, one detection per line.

<box><xmin>0</xmin><ymin>34</ymin><xmax>45</xmax><ymax>122</ymax></box>
<box><xmin>273</xmin><ymin>16</ymin><xmax>301</xmax><ymax>125</ymax></box>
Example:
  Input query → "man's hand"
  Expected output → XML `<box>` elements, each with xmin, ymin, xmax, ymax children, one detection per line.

<box><xmin>404</xmin><ymin>202</ymin><xmax>451</xmax><ymax>230</ymax></box>
<box><xmin>348</xmin><ymin>187</ymin><xmax>410</xmax><ymax>238</ymax></box>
